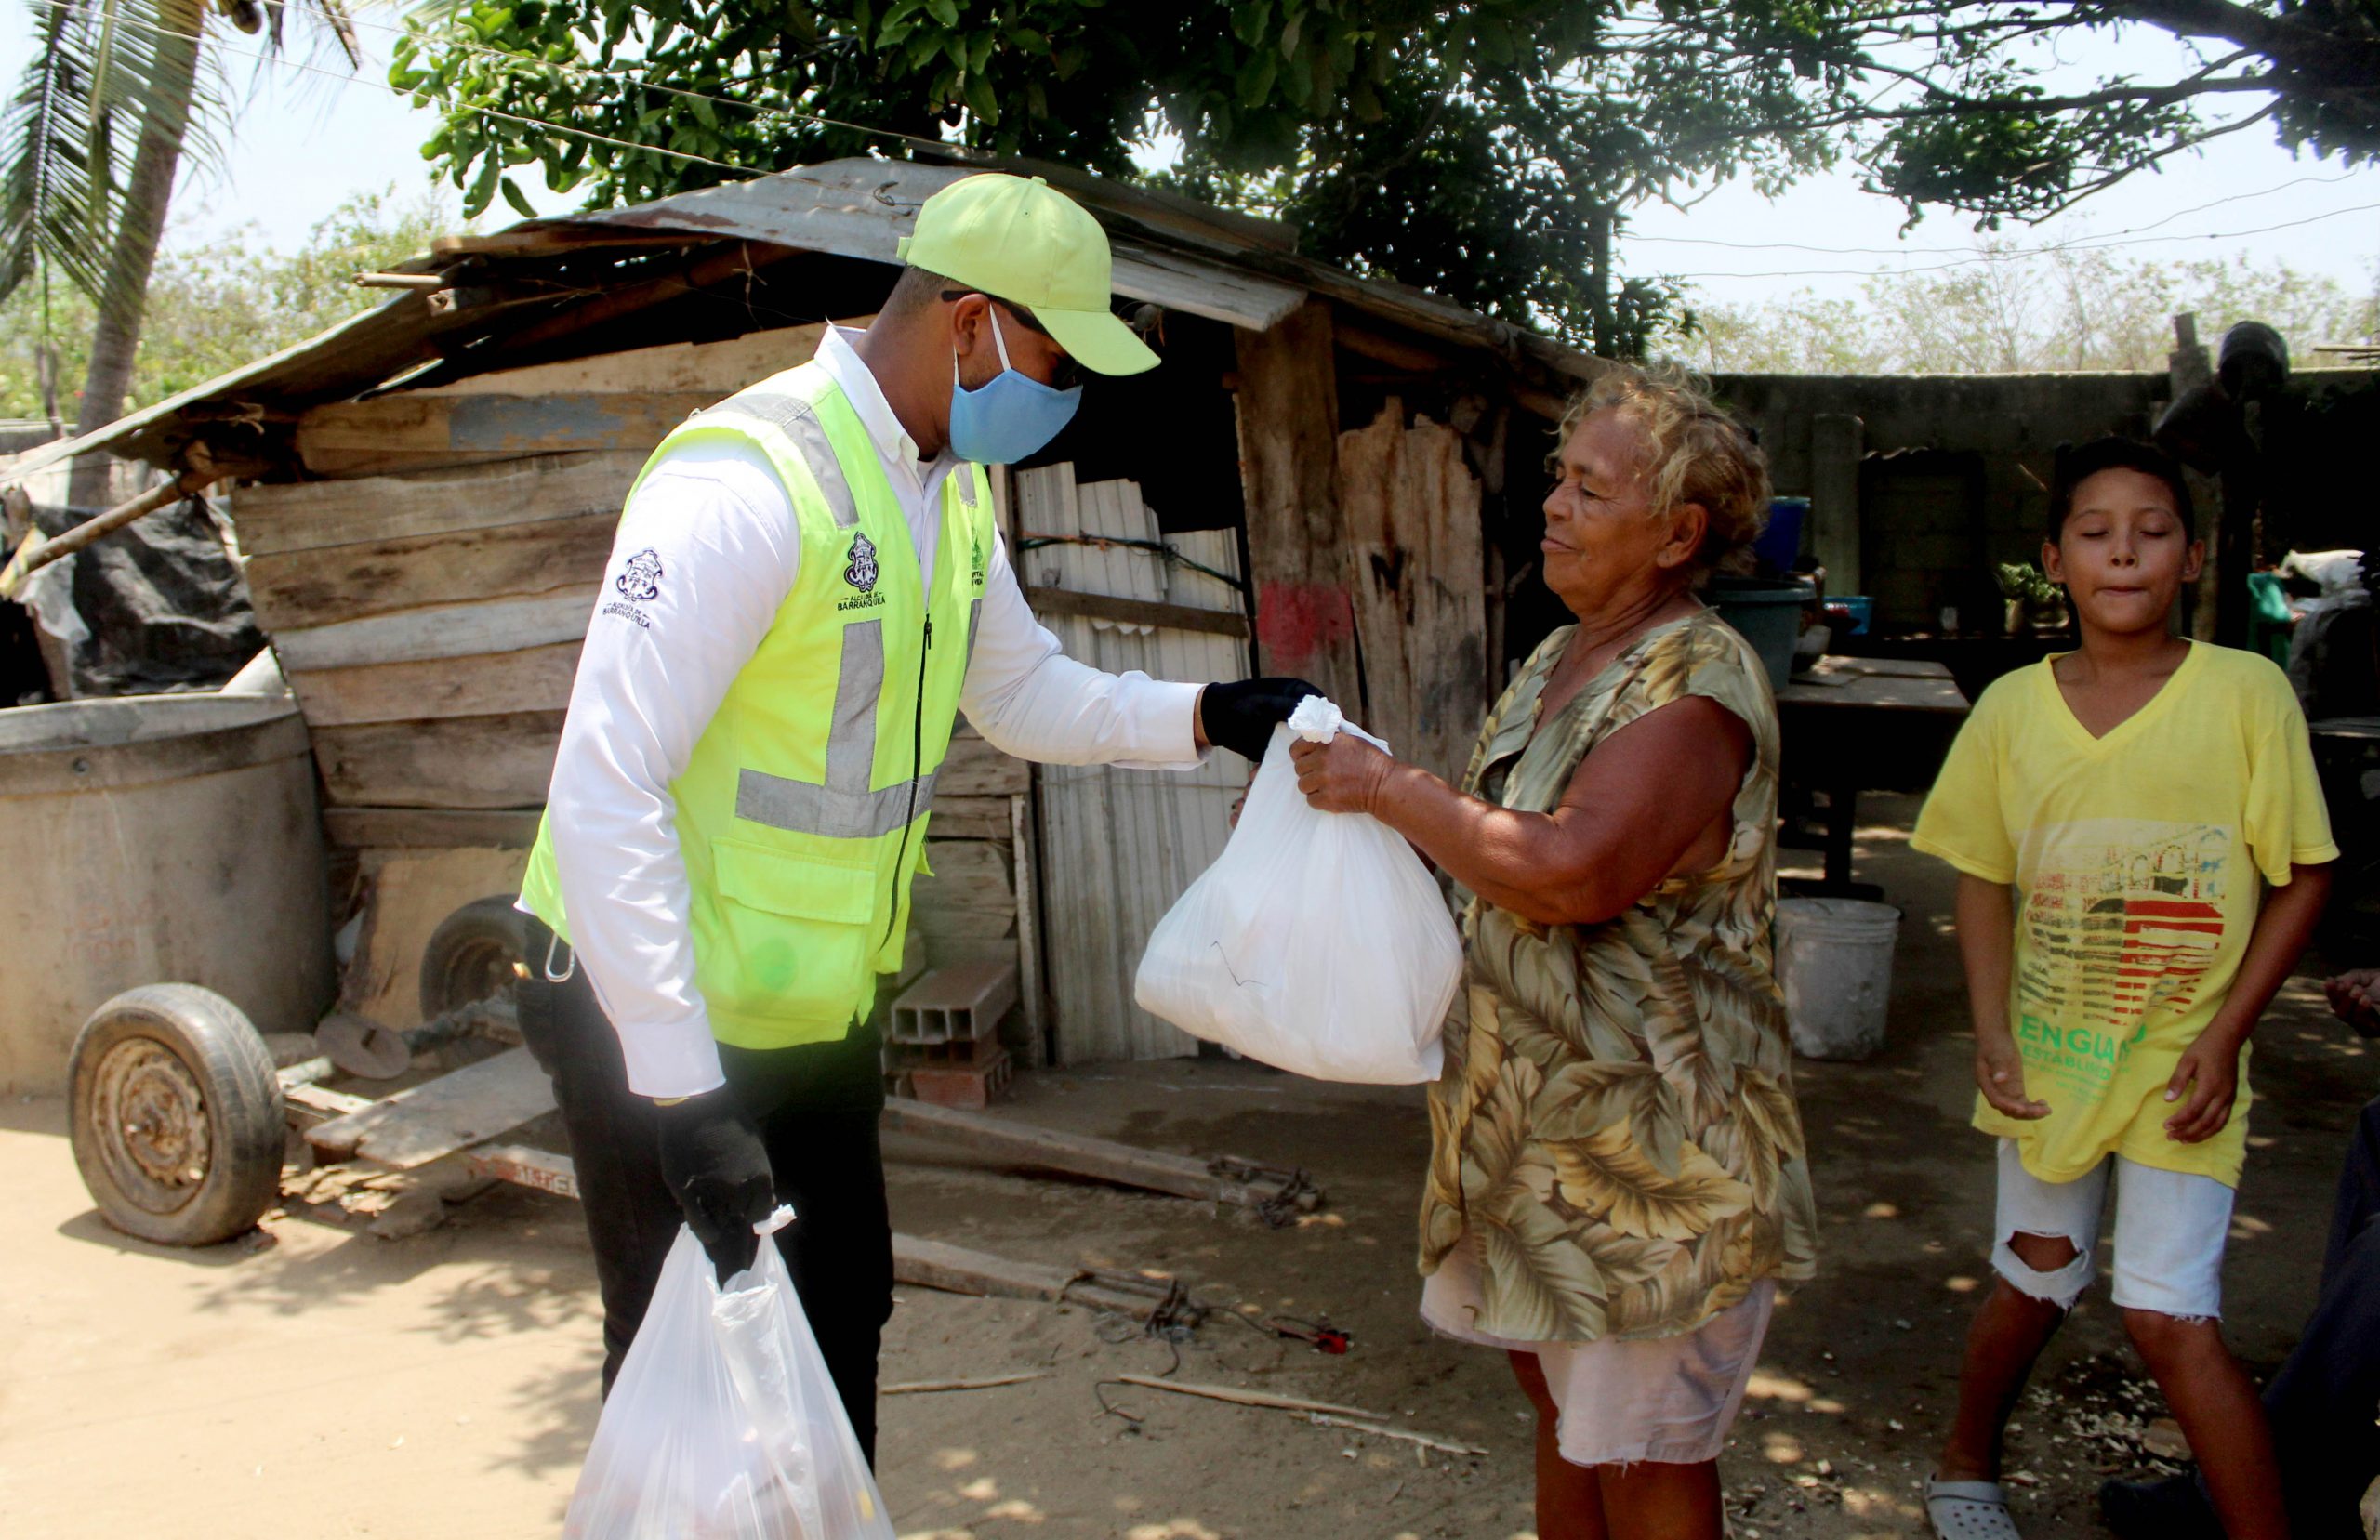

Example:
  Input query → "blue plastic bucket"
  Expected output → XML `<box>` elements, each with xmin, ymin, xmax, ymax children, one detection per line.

<box><xmin>1755</xmin><ymin>498</ymin><xmax>1807</xmax><ymax>574</ymax></box>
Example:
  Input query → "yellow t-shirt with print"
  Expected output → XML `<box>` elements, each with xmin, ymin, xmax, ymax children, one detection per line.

<box><xmin>1911</xmin><ymin>641</ymin><xmax>2336</xmax><ymax>1187</ymax></box>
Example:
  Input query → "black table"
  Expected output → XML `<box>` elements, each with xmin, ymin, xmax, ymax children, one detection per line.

<box><xmin>1774</xmin><ymin>656</ymin><xmax>1972</xmax><ymax>894</ymax></box>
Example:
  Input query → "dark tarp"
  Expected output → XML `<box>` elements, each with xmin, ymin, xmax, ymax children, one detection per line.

<box><xmin>32</xmin><ymin>489</ymin><xmax>264</xmax><ymax>696</ymax></box>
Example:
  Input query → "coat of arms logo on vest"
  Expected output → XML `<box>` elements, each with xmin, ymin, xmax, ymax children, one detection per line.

<box><xmin>844</xmin><ymin>532</ymin><xmax>879</xmax><ymax>592</ymax></box>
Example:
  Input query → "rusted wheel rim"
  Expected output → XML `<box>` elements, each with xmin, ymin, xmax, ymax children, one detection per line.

<box><xmin>427</xmin><ymin>939</ymin><xmax>519</xmax><ymax>1016</ymax></box>
<box><xmin>92</xmin><ymin>1037</ymin><xmax>210</xmax><ymax>1214</ymax></box>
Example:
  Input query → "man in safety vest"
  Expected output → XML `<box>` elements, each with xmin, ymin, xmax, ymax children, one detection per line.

<box><xmin>512</xmin><ymin>172</ymin><xmax>1314</xmax><ymax>1457</ymax></box>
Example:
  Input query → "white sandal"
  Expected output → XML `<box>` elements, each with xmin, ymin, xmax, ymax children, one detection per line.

<box><xmin>1927</xmin><ymin>1478</ymin><xmax>2023</xmax><ymax>1540</ymax></box>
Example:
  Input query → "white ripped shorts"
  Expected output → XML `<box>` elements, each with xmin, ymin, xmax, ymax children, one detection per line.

<box><xmin>1990</xmin><ymin>1138</ymin><xmax>2235</xmax><ymax>1320</ymax></box>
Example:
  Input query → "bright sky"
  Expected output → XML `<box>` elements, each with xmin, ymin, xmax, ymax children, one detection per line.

<box><xmin>2</xmin><ymin>9</ymin><xmax>2373</xmax><ymax>312</ymax></box>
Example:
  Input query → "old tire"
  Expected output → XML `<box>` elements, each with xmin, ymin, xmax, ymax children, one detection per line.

<box><xmin>419</xmin><ymin>896</ymin><xmax>531</xmax><ymax>1019</ymax></box>
<box><xmin>68</xmin><ymin>984</ymin><xmax>285</xmax><ymax>1246</ymax></box>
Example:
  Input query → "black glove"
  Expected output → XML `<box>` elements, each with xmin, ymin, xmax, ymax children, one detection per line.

<box><xmin>654</xmin><ymin>1086</ymin><xmax>774</xmax><ymax>1283</ymax></box>
<box><xmin>1200</xmin><ymin>676</ymin><xmax>1325</xmax><ymax>761</ymax></box>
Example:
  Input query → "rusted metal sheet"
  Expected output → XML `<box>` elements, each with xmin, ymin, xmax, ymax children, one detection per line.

<box><xmin>573</xmin><ymin>161</ymin><xmax>1308</xmax><ymax>332</ymax></box>
<box><xmin>1016</xmin><ymin>465</ymin><xmax>1248</xmax><ymax>1065</ymax></box>
<box><xmin>3</xmin><ymin>155</ymin><xmax>1593</xmax><ymax>484</ymax></box>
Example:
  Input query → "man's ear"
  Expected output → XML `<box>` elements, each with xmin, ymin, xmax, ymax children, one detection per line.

<box><xmin>2042</xmin><ymin>536</ymin><xmax>2068</xmax><ymax>585</ymax></box>
<box><xmin>948</xmin><ymin>292</ymin><xmax>994</xmax><ymax>360</ymax></box>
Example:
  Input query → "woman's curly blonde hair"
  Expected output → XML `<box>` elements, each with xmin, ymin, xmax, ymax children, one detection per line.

<box><xmin>1556</xmin><ymin>361</ymin><xmax>1772</xmax><ymax>573</ymax></box>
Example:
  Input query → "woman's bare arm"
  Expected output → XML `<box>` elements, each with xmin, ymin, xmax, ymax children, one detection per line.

<box><xmin>1290</xmin><ymin>697</ymin><xmax>1751</xmax><ymax>928</ymax></box>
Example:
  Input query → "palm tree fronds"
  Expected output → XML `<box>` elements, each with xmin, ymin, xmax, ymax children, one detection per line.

<box><xmin>2</xmin><ymin>0</ymin><xmax>224</xmax><ymax>313</ymax></box>
<box><xmin>2</xmin><ymin>0</ymin><xmax>130</xmax><ymax>303</ymax></box>
<box><xmin>311</xmin><ymin>0</ymin><xmax>362</xmax><ymax>72</ymax></box>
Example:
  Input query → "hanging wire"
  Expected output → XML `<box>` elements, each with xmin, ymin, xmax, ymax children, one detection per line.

<box><xmin>1016</xmin><ymin>533</ymin><xmax>1249</xmax><ymax>595</ymax></box>
<box><xmin>1617</xmin><ymin>170</ymin><xmax>2373</xmax><ymax>257</ymax></box>
<box><xmin>1659</xmin><ymin>201</ymin><xmax>2380</xmax><ymax>282</ymax></box>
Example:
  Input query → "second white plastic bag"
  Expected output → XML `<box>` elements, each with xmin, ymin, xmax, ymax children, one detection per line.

<box><xmin>562</xmin><ymin>1207</ymin><xmax>893</xmax><ymax>1540</ymax></box>
<box><xmin>1134</xmin><ymin>701</ymin><xmax>1461</xmax><ymax>1084</ymax></box>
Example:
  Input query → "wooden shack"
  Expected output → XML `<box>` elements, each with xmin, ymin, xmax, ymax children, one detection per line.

<box><xmin>7</xmin><ymin>154</ymin><xmax>1601</xmax><ymax>1065</ymax></box>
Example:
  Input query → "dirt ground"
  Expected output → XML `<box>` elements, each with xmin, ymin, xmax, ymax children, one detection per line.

<box><xmin>3</xmin><ymin>793</ymin><xmax>2373</xmax><ymax>1540</ymax></box>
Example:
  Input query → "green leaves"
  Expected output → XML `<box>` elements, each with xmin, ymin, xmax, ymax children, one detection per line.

<box><xmin>377</xmin><ymin>0</ymin><xmax>2376</xmax><ymax>357</ymax></box>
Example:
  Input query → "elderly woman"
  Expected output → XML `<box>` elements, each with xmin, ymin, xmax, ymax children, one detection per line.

<box><xmin>1292</xmin><ymin>363</ymin><xmax>1819</xmax><ymax>1540</ymax></box>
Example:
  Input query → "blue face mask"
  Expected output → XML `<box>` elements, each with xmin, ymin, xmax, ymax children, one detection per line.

<box><xmin>947</xmin><ymin>309</ymin><xmax>1083</xmax><ymax>465</ymax></box>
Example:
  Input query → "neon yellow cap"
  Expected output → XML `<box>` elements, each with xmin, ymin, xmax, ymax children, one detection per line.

<box><xmin>896</xmin><ymin>172</ymin><xmax>1158</xmax><ymax>377</ymax></box>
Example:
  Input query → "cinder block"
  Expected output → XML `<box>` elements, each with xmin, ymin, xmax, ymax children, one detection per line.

<box><xmin>889</xmin><ymin>961</ymin><xmax>1019</xmax><ymax>1046</ymax></box>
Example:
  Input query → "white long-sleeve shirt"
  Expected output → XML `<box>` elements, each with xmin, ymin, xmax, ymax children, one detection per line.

<box><xmin>539</xmin><ymin>327</ymin><xmax>1205</xmax><ymax>1097</ymax></box>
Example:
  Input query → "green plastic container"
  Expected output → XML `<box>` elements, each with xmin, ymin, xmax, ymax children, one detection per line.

<box><xmin>1710</xmin><ymin>575</ymin><xmax>1809</xmax><ymax>692</ymax></box>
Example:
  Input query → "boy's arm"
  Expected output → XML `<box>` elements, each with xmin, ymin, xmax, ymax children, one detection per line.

<box><xmin>1956</xmin><ymin>874</ymin><xmax>2049</xmax><ymax>1120</ymax></box>
<box><xmin>2164</xmin><ymin>861</ymin><xmax>2334</xmax><ymax>1143</ymax></box>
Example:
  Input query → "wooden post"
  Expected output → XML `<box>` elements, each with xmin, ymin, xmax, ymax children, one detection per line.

<box><xmin>1009</xmin><ymin>791</ymin><xmax>1049</xmax><ymax>1068</ymax></box>
<box><xmin>1809</xmin><ymin>414</ymin><xmax>1864</xmax><ymax>598</ymax></box>
<box><xmin>2168</xmin><ymin>313</ymin><xmax>2223</xmax><ymax>641</ymax></box>
<box><xmin>1337</xmin><ymin>401</ymin><xmax>1488</xmax><ymax>778</ymax></box>
<box><xmin>1233</xmin><ymin>300</ymin><xmax>1362</xmax><ymax>711</ymax></box>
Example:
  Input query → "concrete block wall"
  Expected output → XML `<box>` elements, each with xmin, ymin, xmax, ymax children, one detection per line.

<box><xmin>1713</xmin><ymin>367</ymin><xmax>2380</xmax><ymax>634</ymax></box>
<box><xmin>1715</xmin><ymin>371</ymin><xmax>2162</xmax><ymax>630</ymax></box>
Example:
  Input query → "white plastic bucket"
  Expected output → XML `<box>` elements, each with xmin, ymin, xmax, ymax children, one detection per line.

<box><xmin>1775</xmin><ymin>897</ymin><xmax>1902</xmax><ymax>1061</ymax></box>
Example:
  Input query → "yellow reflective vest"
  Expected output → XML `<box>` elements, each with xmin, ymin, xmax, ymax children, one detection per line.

<box><xmin>519</xmin><ymin>362</ymin><xmax>995</xmax><ymax>1048</ymax></box>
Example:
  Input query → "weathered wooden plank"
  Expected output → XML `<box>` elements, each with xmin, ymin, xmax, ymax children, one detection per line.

<box><xmin>910</xmin><ymin>840</ymin><xmax>1017</xmax><ymax>938</ymax></box>
<box><xmin>939</xmin><ymin>728</ymin><xmax>1030</xmax><ymax>797</ymax></box>
<box><xmin>274</xmin><ymin>586</ymin><xmax>597</xmax><ymax>671</ymax></box>
<box><xmin>245</xmin><ymin>512</ymin><xmax>616</xmax><ymax>631</ymax></box>
<box><xmin>322</xmin><ymin>807</ymin><xmax>545</xmax><ymax>850</ymax></box>
<box><xmin>230</xmin><ymin>452</ymin><xmax>642</xmax><ymax>557</ymax></box>
<box><xmin>295</xmin><ymin>393</ymin><xmax>710</xmax><ymax>476</ymax></box>
<box><xmin>888</xmin><ymin>1233</ymin><xmax>1172</xmax><ymax>1320</ymax></box>
<box><xmin>284</xmin><ymin>1081</ymin><xmax>377</xmax><ymax>1123</ymax></box>
<box><xmin>305</xmin><ymin>1046</ymin><xmax>555</xmax><ymax>1168</ymax></box>
<box><xmin>313</xmin><ymin>712</ymin><xmax>564</xmax><ymax>809</ymax></box>
<box><xmin>443</xmin><ymin>1144</ymin><xmax>1168</xmax><ymax>1318</ymax></box>
<box><xmin>342</xmin><ymin>849</ymin><xmax>535</xmax><ymax>1026</ymax></box>
<box><xmin>1021</xmin><ymin>585</ymin><xmax>1250</xmax><ymax>638</ymax></box>
<box><xmin>923</xmin><ymin>794</ymin><xmax>1013</xmax><ymax>843</ymax></box>
<box><xmin>432</xmin><ymin>321</ymin><xmax>840</xmax><ymax>398</ymax></box>
<box><xmin>1337</xmin><ymin>401</ymin><xmax>1488</xmax><ymax>779</ymax></box>
<box><xmin>880</xmin><ymin>1098</ymin><xmax>1320</xmax><ymax>1214</ymax></box>
<box><xmin>287</xmin><ymin>640</ymin><xmax>582</xmax><ymax>727</ymax></box>
<box><xmin>1234</xmin><ymin>301</ymin><xmax>1359</xmax><ymax>708</ymax></box>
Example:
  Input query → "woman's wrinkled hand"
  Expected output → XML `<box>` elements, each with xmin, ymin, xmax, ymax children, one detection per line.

<box><xmin>1289</xmin><ymin>733</ymin><xmax>1396</xmax><ymax>814</ymax></box>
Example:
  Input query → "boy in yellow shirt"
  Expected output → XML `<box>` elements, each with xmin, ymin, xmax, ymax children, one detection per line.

<box><xmin>1911</xmin><ymin>438</ymin><xmax>2336</xmax><ymax>1540</ymax></box>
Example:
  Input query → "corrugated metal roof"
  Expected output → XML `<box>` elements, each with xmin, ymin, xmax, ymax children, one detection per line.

<box><xmin>4</xmin><ymin>152</ymin><xmax>1593</xmax><ymax>481</ymax></box>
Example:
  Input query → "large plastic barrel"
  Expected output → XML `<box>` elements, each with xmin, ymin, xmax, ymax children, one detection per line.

<box><xmin>1711</xmin><ymin>576</ymin><xmax>1811</xmax><ymax>692</ymax></box>
<box><xmin>1775</xmin><ymin>897</ymin><xmax>1901</xmax><ymax>1061</ymax></box>
<box><xmin>0</xmin><ymin>694</ymin><xmax>333</xmax><ymax>1093</ymax></box>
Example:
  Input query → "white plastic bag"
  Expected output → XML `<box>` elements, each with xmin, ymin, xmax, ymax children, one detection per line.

<box><xmin>1133</xmin><ymin>697</ymin><xmax>1461</xmax><ymax>1083</ymax></box>
<box><xmin>563</xmin><ymin>1207</ymin><xmax>893</xmax><ymax>1540</ymax></box>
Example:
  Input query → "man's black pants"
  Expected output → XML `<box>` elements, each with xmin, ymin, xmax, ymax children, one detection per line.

<box><xmin>515</xmin><ymin>917</ymin><xmax>895</xmax><ymax>1464</ymax></box>
<box><xmin>2260</xmin><ymin>1094</ymin><xmax>2380</xmax><ymax>1540</ymax></box>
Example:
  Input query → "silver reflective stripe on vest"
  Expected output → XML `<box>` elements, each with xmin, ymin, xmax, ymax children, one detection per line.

<box><xmin>736</xmin><ymin>766</ymin><xmax>936</xmax><ymax>840</ymax></box>
<box><xmin>708</xmin><ymin>393</ymin><xmax>860</xmax><ymax>530</ymax></box>
<box><xmin>734</xmin><ymin>617</ymin><xmax>938</xmax><ymax>838</ymax></box>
